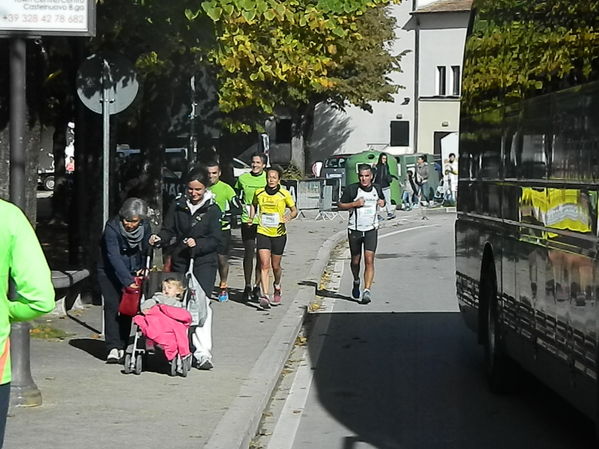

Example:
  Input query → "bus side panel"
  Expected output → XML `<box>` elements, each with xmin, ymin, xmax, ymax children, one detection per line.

<box><xmin>455</xmin><ymin>185</ymin><xmax>504</xmax><ymax>337</ymax></box>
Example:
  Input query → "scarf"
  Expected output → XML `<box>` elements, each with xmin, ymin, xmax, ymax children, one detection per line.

<box><xmin>265</xmin><ymin>184</ymin><xmax>281</xmax><ymax>195</ymax></box>
<box><xmin>118</xmin><ymin>220</ymin><xmax>145</xmax><ymax>251</ymax></box>
<box><xmin>187</xmin><ymin>190</ymin><xmax>214</xmax><ymax>215</ymax></box>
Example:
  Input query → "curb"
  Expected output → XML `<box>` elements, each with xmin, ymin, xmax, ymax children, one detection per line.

<box><xmin>203</xmin><ymin>228</ymin><xmax>348</xmax><ymax>449</ymax></box>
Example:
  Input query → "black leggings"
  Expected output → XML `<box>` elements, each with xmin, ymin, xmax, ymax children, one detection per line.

<box><xmin>0</xmin><ymin>382</ymin><xmax>10</xmax><ymax>446</ymax></box>
<box><xmin>97</xmin><ymin>271</ymin><xmax>132</xmax><ymax>351</ymax></box>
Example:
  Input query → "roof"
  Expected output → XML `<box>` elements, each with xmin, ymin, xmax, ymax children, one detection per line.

<box><xmin>413</xmin><ymin>0</ymin><xmax>473</xmax><ymax>14</ymax></box>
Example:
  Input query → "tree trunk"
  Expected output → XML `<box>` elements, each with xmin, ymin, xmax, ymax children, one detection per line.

<box><xmin>301</xmin><ymin>103</ymin><xmax>316</xmax><ymax>175</ymax></box>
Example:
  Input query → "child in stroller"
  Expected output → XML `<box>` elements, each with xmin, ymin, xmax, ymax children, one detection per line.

<box><xmin>124</xmin><ymin>276</ymin><xmax>193</xmax><ymax>377</ymax></box>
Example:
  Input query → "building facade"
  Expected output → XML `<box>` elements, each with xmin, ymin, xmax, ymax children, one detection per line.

<box><xmin>309</xmin><ymin>0</ymin><xmax>471</xmax><ymax>163</ymax></box>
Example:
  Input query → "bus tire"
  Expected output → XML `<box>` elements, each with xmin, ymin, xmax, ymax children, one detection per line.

<box><xmin>43</xmin><ymin>175</ymin><xmax>55</xmax><ymax>191</ymax></box>
<box><xmin>482</xmin><ymin>265</ymin><xmax>517</xmax><ymax>393</ymax></box>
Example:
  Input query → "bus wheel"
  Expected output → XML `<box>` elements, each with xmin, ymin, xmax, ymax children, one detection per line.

<box><xmin>43</xmin><ymin>175</ymin><xmax>55</xmax><ymax>191</ymax></box>
<box><xmin>483</xmin><ymin>267</ymin><xmax>517</xmax><ymax>393</ymax></box>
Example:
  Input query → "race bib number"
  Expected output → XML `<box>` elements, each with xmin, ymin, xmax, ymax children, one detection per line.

<box><xmin>261</xmin><ymin>212</ymin><xmax>280</xmax><ymax>228</ymax></box>
<box><xmin>361</xmin><ymin>197</ymin><xmax>377</xmax><ymax>217</ymax></box>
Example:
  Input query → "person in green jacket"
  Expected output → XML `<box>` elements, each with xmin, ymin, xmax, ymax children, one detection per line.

<box><xmin>234</xmin><ymin>153</ymin><xmax>267</xmax><ymax>303</ymax></box>
<box><xmin>207</xmin><ymin>161</ymin><xmax>240</xmax><ymax>303</ymax></box>
<box><xmin>0</xmin><ymin>199</ymin><xmax>55</xmax><ymax>444</ymax></box>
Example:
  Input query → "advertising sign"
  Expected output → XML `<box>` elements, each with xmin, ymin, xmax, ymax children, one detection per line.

<box><xmin>0</xmin><ymin>0</ymin><xmax>95</xmax><ymax>36</ymax></box>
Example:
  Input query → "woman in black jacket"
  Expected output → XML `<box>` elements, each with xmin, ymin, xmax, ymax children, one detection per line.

<box><xmin>150</xmin><ymin>167</ymin><xmax>222</xmax><ymax>299</ymax></box>
<box><xmin>373</xmin><ymin>153</ymin><xmax>397</xmax><ymax>219</ymax></box>
<box><xmin>98</xmin><ymin>197</ymin><xmax>151</xmax><ymax>363</ymax></box>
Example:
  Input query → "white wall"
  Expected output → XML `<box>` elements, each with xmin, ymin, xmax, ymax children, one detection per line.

<box><xmin>311</xmin><ymin>2</ymin><xmax>416</xmax><ymax>160</ymax></box>
<box><xmin>418</xmin><ymin>14</ymin><xmax>469</xmax><ymax>98</ymax></box>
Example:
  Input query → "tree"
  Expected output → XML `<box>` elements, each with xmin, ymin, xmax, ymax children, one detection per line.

<box><xmin>462</xmin><ymin>0</ymin><xmax>599</xmax><ymax>114</ymax></box>
<box><xmin>196</xmin><ymin>0</ymin><xmax>404</xmax><ymax>172</ymax></box>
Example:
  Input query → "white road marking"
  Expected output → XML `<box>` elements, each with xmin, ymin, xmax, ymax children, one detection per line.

<box><xmin>379</xmin><ymin>224</ymin><xmax>438</xmax><ymax>239</ymax></box>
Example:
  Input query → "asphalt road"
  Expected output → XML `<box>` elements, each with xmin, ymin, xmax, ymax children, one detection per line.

<box><xmin>262</xmin><ymin>213</ymin><xmax>596</xmax><ymax>449</ymax></box>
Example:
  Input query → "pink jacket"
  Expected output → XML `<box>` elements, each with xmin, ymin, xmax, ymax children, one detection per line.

<box><xmin>133</xmin><ymin>304</ymin><xmax>192</xmax><ymax>361</ymax></box>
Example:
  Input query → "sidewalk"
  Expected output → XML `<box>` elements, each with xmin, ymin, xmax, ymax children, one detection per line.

<box><xmin>5</xmin><ymin>211</ymin><xmax>349</xmax><ymax>449</ymax></box>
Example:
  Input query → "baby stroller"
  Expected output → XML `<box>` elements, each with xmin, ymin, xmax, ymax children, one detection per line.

<box><xmin>123</xmin><ymin>253</ymin><xmax>211</xmax><ymax>377</ymax></box>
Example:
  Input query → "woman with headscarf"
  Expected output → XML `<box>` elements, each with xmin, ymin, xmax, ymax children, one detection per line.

<box><xmin>373</xmin><ymin>153</ymin><xmax>397</xmax><ymax>219</ymax></box>
<box><xmin>97</xmin><ymin>197</ymin><xmax>151</xmax><ymax>363</ymax></box>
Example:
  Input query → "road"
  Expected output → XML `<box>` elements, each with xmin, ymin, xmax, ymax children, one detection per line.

<box><xmin>257</xmin><ymin>213</ymin><xmax>596</xmax><ymax>449</ymax></box>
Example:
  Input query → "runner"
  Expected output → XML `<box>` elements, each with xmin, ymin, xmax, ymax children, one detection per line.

<box><xmin>250</xmin><ymin>166</ymin><xmax>298</xmax><ymax>308</ymax></box>
<box><xmin>207</xmin><ymin>161</ymin><xmax>239</xmax><ymax>302</ymax></box>
<box><xmin>235</xmin><ymin>152</ymin><xmax>267</xmax><ymax>302</ymax></box>
<box><xmin>338</xmin><ymin>164</ymin><xmax>385</xmax><ymax>304</ymax></box>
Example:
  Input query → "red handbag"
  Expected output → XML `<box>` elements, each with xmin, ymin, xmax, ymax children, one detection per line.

<box><xmin>118</xmin><ymin>276</ymin><xmax>143</xmax><ymax>316</ymax></box>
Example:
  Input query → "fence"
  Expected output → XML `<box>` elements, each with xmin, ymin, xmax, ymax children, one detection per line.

<box><xmin>281</xmin><ymin>178</ymin><xmax>342</xmax><ymax>219</ymax></box>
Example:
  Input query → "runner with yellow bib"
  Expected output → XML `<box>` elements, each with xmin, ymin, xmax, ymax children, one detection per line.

<box><xmin>249</xmin><ymin>166</ymin><xmax>298</xmax><ymax>308</ymax></box>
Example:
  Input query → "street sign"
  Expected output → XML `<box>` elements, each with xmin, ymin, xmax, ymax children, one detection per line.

<box><xmin>76</xmin><ymin>53</ymin><xmax>139</xmax><ymax>237</ymax></box>
<box><xmin>0</xmin><ymin>0</ymin><xmax>96</xmax><ymax>36</ymax></box>
<box><xmin>76</xmin><ymin>53</ymin><xmax>139</xmax><ymax>115</ymax></box>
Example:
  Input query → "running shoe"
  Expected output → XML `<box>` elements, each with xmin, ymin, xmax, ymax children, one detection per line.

<box><xmin>106</xmin><ymin>348</ymin><xmax>120</xmax><ymax>364</ymax></box>
<box><xmin>352</xmin><ymin>280</ymin><xmax>361</xmax><ymax>299</ymax></box>
<box><xmin>387</xmin><ymin>213</ymin><xmax>396</xmax><ymax>220</ymax></box>
<box><xmin>242</xmin><ymin>286</ymin><xmax>252</xmax><ymax>303</ymax></box>
<box><xmin>272</xmin><ymin>287</ymin><xmax>282</xmax><ymax>306</ymax></box>
<box><xmin>252</xmin><ymin>286</ymin><xmax>261</xmax><ymax>302</ymax></box>
<box><xmin>218</xmin><ymin>288</ymin><xmax>229</xmax><ymax>302</ymax></box>
<box><xmin>259</xmin><ymin>295</ymin><xmax>271</xmax><ymax>309</ymax></box>
<box><xmin>196</xmin><ymin>356</ymin><xmax>214</xmax><ymax>370</ymax></box>
<box><xmin>361</xmin><ymin>290</ymin><xmax>372</xmax><ymax>305</ymax></box>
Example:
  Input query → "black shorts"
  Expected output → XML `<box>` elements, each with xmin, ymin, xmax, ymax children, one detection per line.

<box><xmin>256</xmin><ymin>233</ymin><xmax>287</xmax><ymax>256</ymax></box>
<box><xmin>348</xmin><ymin>229</ymin><xmax>378</xmax><ymax>255</ymax></box>
<box><xmin>241</xmin><ymin>223</ymin><xmax>258</xmax><ymax>242</ymax></box>
<box><xmin>219</xmin><ymin>229</ymin><xmax>231</xmax><ymax>256</ymax></box>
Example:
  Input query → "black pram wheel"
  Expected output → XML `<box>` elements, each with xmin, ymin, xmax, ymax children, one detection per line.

<box><xmin>123</xmin><ymin>353</ymin><xmax>132</xmax><ymax>374</ymax></box>
<box><xmin>134</xmin><ymin>353</ymin><xmax>143</xmax><ymax>375</ymax></box>
<box><xmin>169</xmin><ymin>357</ymin><xmax>178</xmax><ymax>377</ymax></box>
<box><xmin>180</xmin><ymin>356</ymin><xmax>191</xmax><ymax>377</ymax></box>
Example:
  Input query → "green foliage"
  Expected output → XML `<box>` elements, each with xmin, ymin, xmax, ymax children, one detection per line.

<box><xmin>195</xmin><ymin>0</ymin><xmax>402</xmax><ymax>131</ymax></box>
<box><xmin>462</xmin><ymin>0</ymin><xmax>599</xmax><ymax>114</ymax></box>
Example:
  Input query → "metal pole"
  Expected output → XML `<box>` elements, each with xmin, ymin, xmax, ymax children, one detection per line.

<box><xmin>100</xmin><ymin>59</ymin><xmax>112</xmax><ymax>337</ymax></box>
<box><xmin>101</xmin><ymin>58</ymin><xmax>111</xmax><ymax>228</ymax></box>
<box><xmin>9</xmin><ymin>37</ymin><xmax>43</xmax><ymax>407</ymax></box>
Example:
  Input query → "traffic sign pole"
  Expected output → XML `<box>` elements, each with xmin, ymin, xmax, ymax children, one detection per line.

<box><xmin>9</xmin><ymin>37</ymin><xmax>43</xmax><ymax>408</ymax></box>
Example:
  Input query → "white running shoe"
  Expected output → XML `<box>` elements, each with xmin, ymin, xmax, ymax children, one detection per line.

<box><xmin>106</xmin><ymin>348</ymin><xmax>120</xmax><ymax>364</ymax></box>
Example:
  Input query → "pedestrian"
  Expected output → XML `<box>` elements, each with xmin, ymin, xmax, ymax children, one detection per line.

<box><xmin>150</xmin><ymin>167</ymin><xmax>222</xmax><ymax>301</ymax></box>
<box><xmin>338</xmin><ymin>164</ymin><xmax>385</xmax><ymax>304</ymax></box>
<box><xmin>373</xmin><ymin>152</ymin><xmax>397</xmax><ymax>220</ymax></box>
<box><xmin>207</xmin><ymin>161</ymin><xmax>240</xmax><ymax>302</ymax></box>
<box><xmin>445</xmin><ymin>153</ymin><xmax>458</xmax><ymax>203</ymax></box>
<box><xmin>415</xmin><ymin>155</ymin><xmax>432</xmax><ymax>205</ymax></box>
<box><xmin>402</xmin><ymin>170</ymin><xmax>415</xmax><ymax>210</ymax></box>
<box><xmin>0</xmin><ymin>200</ymin><xmax>55</xmax><ymax>445</ymax></box>
<box><xmin>149</xmin><ymin>167</ymin><xmax>222</xmax><ymax>370</ymax></box>
<box><xmin>98</xmin><ymin>197</ymin><xmax>152</xmax><ymax>364</ymax></box>
<box><xmin>234</xmin><ymin>152</ymin><xmax>267</xmax><ymax>303</ymax></box>
<box><xmin>249</xmin><ymin>166</ymin><xmax>298</xmax><ymax>308</ymax></box>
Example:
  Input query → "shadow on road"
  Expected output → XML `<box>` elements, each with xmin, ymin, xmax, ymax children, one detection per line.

<box><xmin>306</xmin><ymin>312</ymin><xmax>595</xmax><ymax>449</ymax></box>
<box><xmin>69</xmin><ymin>338</ymin><xmax>106</xmax><ymax>361</ymax></box>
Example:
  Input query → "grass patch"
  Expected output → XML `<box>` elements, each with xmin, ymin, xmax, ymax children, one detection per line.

<box><xmin>30</xmin><ymin>324</ymin><xmax>71</xmax><ymax>340</ymax></box>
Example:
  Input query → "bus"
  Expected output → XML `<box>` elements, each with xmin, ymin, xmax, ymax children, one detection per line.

<box><xmin>455</xmin><ymin>0</ymin><xmax>599</xmax><ymax>423</ymax></box>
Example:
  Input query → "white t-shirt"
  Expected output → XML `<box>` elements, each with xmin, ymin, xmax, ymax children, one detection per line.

<box><xmin>340</xmin><ymin>183</ymin><xmax>385</xmax><ymax>232</ymax></box>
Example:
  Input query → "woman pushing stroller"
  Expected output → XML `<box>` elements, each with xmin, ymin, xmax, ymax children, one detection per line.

<box><xmin>149</xmin><ymin>167</ymin><xmax>221</xmax><ymax>370</ymax></box>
